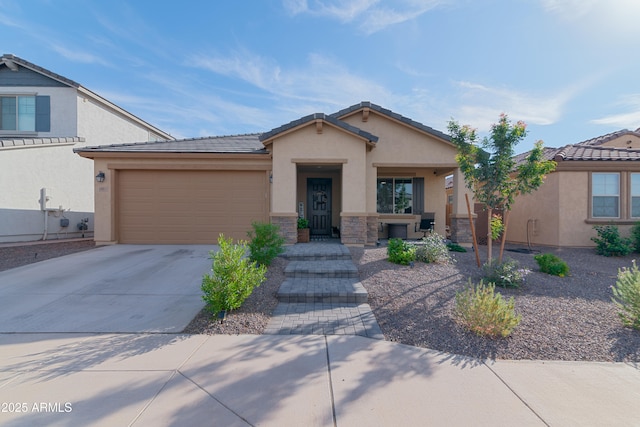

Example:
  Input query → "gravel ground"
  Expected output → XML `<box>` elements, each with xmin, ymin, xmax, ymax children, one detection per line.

<box><xmin>350</xmin><ymin>244</ymin><xmax>640</xmax><ymax>362</ymax></box>
<box><xmin>0</xmin><ymin>239</ymin><xmax>97</xmax><ymax>272</ymax></box>
<box><xmin>3</xmin><ymin>240</ymin><xmax>639</xmax><ymax>361</ymax></box>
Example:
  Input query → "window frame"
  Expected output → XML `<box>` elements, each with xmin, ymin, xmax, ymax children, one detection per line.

<box><xmin>591</xmin><ymin>172</ymin><xmax>620</xmax><ymax>219</ymax></box>
<box><xmin>0</xmin><ymin>94</ymin><xmax>39</xmax><ymax>133</ymax></box>
<box><xmin>630</xmin><ymin>173</ymin><xmax>640</xmax><ymax>219</ymax></box>
<box><xmin>376</xmin><ymin>177</ymin><xmax>414</xmax><ymax>215</ymax></box>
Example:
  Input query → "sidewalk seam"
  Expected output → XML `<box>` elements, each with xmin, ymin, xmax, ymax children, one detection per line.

<box><xmin>483</xmin><ymin>361</ymin><xmax>550</xmax><ymax>427</ymax></box>
<box><xmin>324</xmin><ymin>336</ymin><xmax>338</xmax><ymax>427</ymax></box>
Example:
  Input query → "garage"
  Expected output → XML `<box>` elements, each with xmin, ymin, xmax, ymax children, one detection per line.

<box><xmin>117</xmin><ymin>169</ymin><xmax>268</xmax><ymax>244</ymax></box>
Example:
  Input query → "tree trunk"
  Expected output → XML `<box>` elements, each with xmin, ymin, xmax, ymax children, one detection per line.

<box><xmin>486</xmin><ymin>207</ymin><xmax>493</xmax><ymax>265</ymax></box>
<box><xmin>498</xmin><ymin>209</ymin><xmax>510</xmax><ymax>263</ymax></box>
<box><xmin>465</xmin><ymin>193</ymin><xmax>481</xmax><ymax>268</ymax></box>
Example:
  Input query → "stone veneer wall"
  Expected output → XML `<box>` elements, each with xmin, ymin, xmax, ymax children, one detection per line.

<box><xmin>366</xmin><ymin>215</ymin><xmax>378</xmax><ymax>246</ymax></box>
<box><xmin>271</xmin><ymin>215</ymin><xmax>297</xmax><ymax>244</ymax></box>
<box><xmin>340</xmin><ymin>215</ymin><xmax>367</xmax><ymax>246</ymax></box>
<box><xmin>449</xmin><ymin>215</ymin><xmax>475</xmax><ymax>245</ymax></box>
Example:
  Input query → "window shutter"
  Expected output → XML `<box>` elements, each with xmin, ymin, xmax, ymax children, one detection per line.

<box><xmin>35</xmin><ymin>96</ymin><xmax>50</xmax><ymax>132</ymax></box>
<box><xmin>413</xmin><ymin>177</ymin><xmax>424</xmax><ymax>214</ymax></box>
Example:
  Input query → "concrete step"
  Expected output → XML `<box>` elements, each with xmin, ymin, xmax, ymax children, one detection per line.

<box><xmin>277</xmin><ymin>277</ymin><xmax>368</xmax><ymax>303</ymax></box>
<box><xmin>284</xmin><ymin>260</ymin><xmax>359</xmax><ymax>278</ymax></box>
<box><xmin>282</xmin><ymin>243</ymin><xmax>352</xmax><ymax>261</ymax></box>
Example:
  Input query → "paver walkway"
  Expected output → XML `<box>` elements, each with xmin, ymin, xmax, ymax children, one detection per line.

<box><xmin>265</xmin><ymin>242</ymin><xmax>384</xmax><ymax>338</ymax></box>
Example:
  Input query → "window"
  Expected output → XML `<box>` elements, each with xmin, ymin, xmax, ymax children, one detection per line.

<box><xmin>592</xmin><ymin>173</ymin><xmax>619</xmax><ymax>218</ymax></box>
<box><xmin>377</xmin><ymin>178</ymin><xmax>413</xmax><ymax>214</ymax></box>
<box><xmin>1</xmin><ymin>95</ymin><xmax>35</xmax><ymax>131</ymax></box>
<box><xmin>631</xmin><ymin>173</ymin><xmax>640</xmax><ymax>218</ymax></box>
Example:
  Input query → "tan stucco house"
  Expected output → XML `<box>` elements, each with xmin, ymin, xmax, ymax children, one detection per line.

<box><xmin>75</xmin><ymin>102</ymin><xmax>473</xmax><ymax>246</ymax></box>
<box><xmin>508</xmin><ymin>128</ymin><xmax>640</xmax><ymax>247</ymax></box>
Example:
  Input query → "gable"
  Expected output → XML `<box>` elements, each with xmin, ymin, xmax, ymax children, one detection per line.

<box><xmin>597</xmin><ymin>133</ymin><xmax>640</xmax><ymax>149</ymax></box>
<box><xmin>0</xmin><ymin>63</ymin><xmax>68</xmax><ymax>87</ymax></box>
<box><xmin>340</xmin><ymin>109</ymin><xmax>458</xmax><ymax>165</ymax></box>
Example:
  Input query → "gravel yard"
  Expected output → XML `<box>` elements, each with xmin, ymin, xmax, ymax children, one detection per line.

<box><xmin>3</xmin><ymin>239</ymin><xmax>639</xmax><ymax>361</ymax></box>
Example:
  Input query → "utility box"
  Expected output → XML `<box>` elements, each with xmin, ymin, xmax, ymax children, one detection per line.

<box><xmin>60</xmin><ymin>218</ymin><xmax>70</xmax><ymax>227</ymax></box>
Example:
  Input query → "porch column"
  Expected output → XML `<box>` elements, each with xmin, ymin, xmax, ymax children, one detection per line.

<box><xmin>270</xmin><ymin>153</ymin><xmax>298</xmax><ymax>244</ymax></box>
<box><xmin>449</xmin><ymin>168</ymin><xmax>476</xmax><ymax>245</ymax></box>
<box><xmin>340</xmin><ymin>153</ymin><xmax>369</xmax><ymax>246</ymax></box>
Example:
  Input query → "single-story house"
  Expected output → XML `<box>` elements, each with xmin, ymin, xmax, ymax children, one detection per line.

<box><xmin>75</xmin><ymin>102</ymin><xmax>474</xmax><ymax>246</ymax></box>
<box><xmin>508</xmin><ymin>128</ymin><xmax>640</xmax><ymax>247</ymax></box>
<box><xmin>0</xmin><ymin>54</ymin><xmax>173</xmax><ymax>243</ymax></box>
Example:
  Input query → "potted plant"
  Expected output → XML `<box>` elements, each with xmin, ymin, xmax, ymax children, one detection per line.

<box><xmin>297</xmin><ymin>217</ymin><xmax>310</xmax><ymax>243</ymax></box>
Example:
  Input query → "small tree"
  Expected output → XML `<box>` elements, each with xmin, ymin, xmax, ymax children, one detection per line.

<box><xmin>448</xmin><ymin>114</ymin><xmax>555</xmax><ymax>264</ymax></box>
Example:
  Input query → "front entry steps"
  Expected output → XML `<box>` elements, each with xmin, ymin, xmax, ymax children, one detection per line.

<box><xmin>265</xmin><ymin>243</ymin><xmax>384</xmax><ymax>339</ymax></box>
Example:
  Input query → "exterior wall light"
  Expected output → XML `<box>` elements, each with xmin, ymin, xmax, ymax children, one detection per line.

<box><xmin>96</xmin><ymin>171</ymin><xmax>106</xmax><ymax>183</ymax></box>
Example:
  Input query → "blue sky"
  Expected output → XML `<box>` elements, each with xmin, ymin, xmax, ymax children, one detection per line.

<box><xmin>2</xmin><ymin>0</ymin><xmax>640</xmax><ymax>153</ymax></box>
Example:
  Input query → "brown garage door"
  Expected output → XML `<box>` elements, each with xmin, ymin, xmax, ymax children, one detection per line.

<box><xmin>118</xmin><ymin>170</ymin><xmax>268</xmax><ymax>244</ymax></box>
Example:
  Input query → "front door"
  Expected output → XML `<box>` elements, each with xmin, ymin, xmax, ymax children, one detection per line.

<box><xmin>307</xmin><ymin>178</ymin><xmax>332</xmax><ymax>236</ymax></box>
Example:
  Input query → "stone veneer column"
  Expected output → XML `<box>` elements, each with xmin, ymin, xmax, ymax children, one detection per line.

<box><xmin>366</xmin><ymin>215</ymin><xmax>379</xmax><ymax>246</ymax></box>
<box><xmin>449</xmin><ymin>213</ymin><xmax>475</xmax><ymax>245</ymax></box>
<box><xmin>271</xmin><ymin>214</ymin><xmax>298</xmax><ymax>245</ymax></box>
<box><xmin>340</xmin><ymin>214</ymin><xmax>367</xmax><ymax>246</ymax></box>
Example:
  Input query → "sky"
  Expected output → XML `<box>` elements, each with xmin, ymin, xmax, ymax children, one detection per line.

<box><xmin>2</xmin><ymin>0</ymin><xmax>640</xmax><ymax>154</ymax></box>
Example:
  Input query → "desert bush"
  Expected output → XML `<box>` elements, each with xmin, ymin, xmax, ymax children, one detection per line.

<box><xmin>247</xmin><ymin>221</ymin><xmax>285</xmax><ymax>266</ymax></box>
<box><xmin>631</xmin><ymin>222</ymin><xmax>640</xmax><ymax>253</ymax></box>
<box><xmin>454</xmin><ymin>280</ymin><xmax>521</xmax><ymax>338</ymax></box>
<box><xmin>447</xmin><ymin>242</ymin><xmax>467</xmax><ymax>252</ymax></box>
<box><xmin>612</xmin><ymin>261</ymin><xmax>640</xmax><ymax>330</ymax></box>
<box><xmin>415</xmin><ymin>232</ymin><xmax>453</xmax><ymax>264</ymax></box>
<box><xmin>482</xmin><ymin>259</ymin><xmax>529</xmax><ymax>288</ymax></box>
<box><xmin>387</xmin><ymin>238</ymin><xmax>416</xmax><ymax>265</ymax></box>
<box><xmin>201</xmin><ymin>235</ymin><xmax>267</xmax><ymax>315</ymax></box>
<box><xmin>591</xmin><ymin>225</ymin><xmax>633</xmax><ymax>257</ymax></box>
<box><xmin>534</xmin><ymin>253</ymin><xmax>569</xmax><ymax>277</ymax></box>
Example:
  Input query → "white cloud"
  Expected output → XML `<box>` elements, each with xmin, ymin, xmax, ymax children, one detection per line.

<box><xmin>189</xmin><ymin>50</ymin><xmax>394</xmax><ymax>113</ymax></box>
<box><xmin>450</xmin><ymin>79</ymin><xmax>593</xmax><ymax>130</ymax></box>
<box><xmin>283</xmin><ymin>0</ymin><xmax>445</xmax><ymax>34</ymax></box>
<box><xmin>50</xmin><ymin>44</ymin><xmax>110</xmax><ymax>66</ymax></box>
<box><xmin>591</xmin><ymin>95</ymin><xmax>640</xmax><ymax>130</ymax></box>
<box><xmin>540</xmin><ymin>0</ymin><xmax>640</xmax><ymax>41</ymax></box>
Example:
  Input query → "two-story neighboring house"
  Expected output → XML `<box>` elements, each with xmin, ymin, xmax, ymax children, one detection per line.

<box><xmin>0</xmin><ymin>54</ymin><xmax>173</xmax><ymax>243</ymax></box>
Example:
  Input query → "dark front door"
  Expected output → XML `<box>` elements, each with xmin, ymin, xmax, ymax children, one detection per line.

<box><xmin>307</xmin><ymin>178</ymin><xmax>332</xmax><ymax>236</ymax></box>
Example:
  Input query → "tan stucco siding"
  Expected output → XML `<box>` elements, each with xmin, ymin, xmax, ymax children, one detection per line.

<box><xmin>599</xmin><ymin>134</ymin><xmax>640</xmax><ymax>149</ymax></box>
<box><xmin>341</xmin><ymin>112</ymin><xmax>458</xmax><ymax>166</ymax></box>
<box><xmin>270</xmin><ymin>124</ymin><xmax>368</xmax><ymax>214</ymax></box>
<box><xmin>508</xmin><ymin>172</ymin><xmax>561</xmax><ymax>247</ymax></box>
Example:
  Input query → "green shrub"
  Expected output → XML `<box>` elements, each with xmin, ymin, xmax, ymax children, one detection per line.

<box><xmin>202</xmin><ymin>235</ymin><xmax>267</xmax><ymax>315</ymax></box>
<box><xmin>387</xmin><ymin>238</ymin><xmax>416</xmax><ymax>265</ymax></box>
<box><xmin>297</xmin><ymin>217</ymin><xmax>309</xmax><ymax>229</ymax></box>
<box><xmin>447</xmin><ymin>243</ymin><xmax>467</xmax><ymax>253</ymax></box>
<box><xmin>247</xmin><ymin>221</ymin><xmax>285</xmax><ymax>266</ymax></box>
<box><xmin>591</xmin><ymin>225</ymin><xmax>633</xmax><ymax>257</ymax></box>
<box><xmin>482</xmin><ymin>259</ymin><xmax>529</xmax><ymax>288</ymax></box>
<box><xmin>612</xmin><ymin>260</ymin><xmax>640</xmax><ymax>330</ymax></box>
<box><xmin>415</xmin><ymin>232</ymin><xmax>453</xmax><ymax>264</ymax></box>
<box><xmin>631</xmin><ymin>222</ymin><xmax>640</xmax><ymax>253</ymax></box>
<box><xmin>454</xmin><ymin>280</ymin><xmax>521</xmax><ymax>338</ymax></box>
<box><xmin>534</xmin><ymin>253</ymin><xmax>569</xmax><ymax>277</ymax></box>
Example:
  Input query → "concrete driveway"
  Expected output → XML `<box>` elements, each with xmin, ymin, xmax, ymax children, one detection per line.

<box><xmin>0</xmin><ymin>245</ymin><xmax>215</xmax><ymax>333</ymax></box>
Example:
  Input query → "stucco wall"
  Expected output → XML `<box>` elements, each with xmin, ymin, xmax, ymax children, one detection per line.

<box><xmin>270</xmin><ymin>124</ymin><xmax>367</xmax><ymax>214</ymax></box>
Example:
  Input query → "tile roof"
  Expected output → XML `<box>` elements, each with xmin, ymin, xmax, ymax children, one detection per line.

<box><xmin>74</xmin><ymin>134</ymin><xmax>267</xmax><ymax>154</ymax></box>
<box><xmin>554</xmin><ymin>145</ymin><xmax>640</xmax><ymax>161</ymax></box>
<box><xmin>331</xmin><ymin>101</ymin><xmax>451</xmax><ymax>142</ymax></box>
<box><xmin>575</xmin><ymin>128</ymin><xmax>640</xmax><ymax>146</ymax></box>
<box><xmin>514</xmin><ymin>128</ymin><xmax>640</xmax><ymax>165</ymax></box>
<box><xmin>259</xmin><ymin>112</ymin><xmax>378</xmax><ymax>143</ymax></box>
<box><xmin>1</xmin><ymin>136</ymin><xmax>84</xmax><ymax>148</ymax></box>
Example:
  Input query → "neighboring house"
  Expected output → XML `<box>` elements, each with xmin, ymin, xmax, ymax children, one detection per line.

<box><xmin>75</xmin><ymin>102</ymin><xmax>474</xmax><ymax>246</ymax></box>
<box><xmin>0</xmin><ymin>54</ymin><xmax>173</xmax><ymax>243</ymax></box>
<box><xmin>508</xmin><ymin>128</ymin><xmax>640</xmax><ymax>247</ymax></box>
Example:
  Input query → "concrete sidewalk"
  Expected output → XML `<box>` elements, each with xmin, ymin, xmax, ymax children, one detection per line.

<box><xmin>1</xmin><ymin>333</ymin><xmax>638</xmax><ymax>426</ymax></box>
